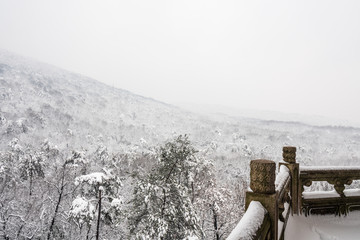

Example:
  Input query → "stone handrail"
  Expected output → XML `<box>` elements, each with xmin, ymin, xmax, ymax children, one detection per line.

<box><xmin>227</xmin><ymin>147</ymin><xmax>297</xmax><ymax>240</ymax></box>
<box><xmin>227</xmin><ymin>146</ymin><xmax>360</xmax><ymax>240</ymax></box>
<box><xmin>227</xmin><ymin>201</ymin><xmax>271</xmax><ymax>240</ymax></box>
<box><xmin>300</xmin><ymin>166</ymin><xmax>360</xmax><ymax>215</ymax></box>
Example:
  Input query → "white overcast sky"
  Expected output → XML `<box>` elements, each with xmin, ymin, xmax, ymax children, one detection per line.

<box><xmin>1</xmin><ymin>0</ymin><xmax>360</xmax><ymax>124</ymax></box>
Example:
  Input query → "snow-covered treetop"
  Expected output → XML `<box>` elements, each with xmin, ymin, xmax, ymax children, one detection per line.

<box><xmin>75</xmin><ymin>172</ymin><xmax>109</xmax><ymax>186</ymax></box>
<box><xmin>69</xmin><ymin>196</ymin><xmax>95</xmax><ymax>226</ymax></box>
<box><xmin>75</xmin><ymin>168</ymin><xmax>121</xmax><ymax>195</ymax></box>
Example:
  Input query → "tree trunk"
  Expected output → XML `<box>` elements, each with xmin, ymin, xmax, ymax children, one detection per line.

<box><xmin>96</xmin><ymin>190</ymin><xmax>102</xmax><ymax>240</ymax></box>
<box><xmin>16</xmin><ymin>224</ymin><xmax>24</xmax><ymax>239</ymax></box>
<box><xmin>29</xmin><ymin>173</ymin><xmax>33</xmax><ymax>196</ymax></box>
<box><xmin>161</xmin><ymin>188</ymin><xmax>166</xmax><ymax>218</ymax></box>
<box><xmin>191</xmin><ymin>182</ymin><xmax>195</xmax><ymax>203</ymax></box>
<box><xmin>86</xmin><ymin>224</ymin><xmax>91</xmax><ymax>240</ymax></box>
<box><xmin>47</xmin><ymin>165</ymin><xmax>66</xmax><ymax>240</ymax></box>
<box><xmin>1</xmin><ymin>215</ymin><xmax>9</xmax><ymax>240</ymax></box>
<box><xmin>213</xmin><ymin>207</ymin><xmax>220</xmax><ymax>240</ymax></box>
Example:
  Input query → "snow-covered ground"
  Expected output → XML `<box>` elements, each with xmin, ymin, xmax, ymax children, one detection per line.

<box><xmin>285</xmin><ymin>211</ymin><xmax>360</xmax><ymax>240</ymax></box>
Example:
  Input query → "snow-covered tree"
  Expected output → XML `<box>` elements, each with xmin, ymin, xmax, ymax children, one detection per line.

<box><xmin>191</xmin><ymin>155</ymin><xmax>242</xmax><ymax>240</ymax></box>
<box><xmin>19</xmin><ymin>149</ymin><xmax>45</xmax><ymax>196</ymax></box>
<box><xmin>195</xmin><ymin>183</ymin><xmax>238</xmax><ymax>240</ymax></box>
<box><xmin>71</xmin><ymin>169</ymin><xmax>122</xmax><ymax>240</ymax></box>
<box><xmin>46</xmin><ymin>150</ymin><xmax>80</xmax><ymax>240</ymax></box>
<box><xmin>95</xmin><ymin>144</ymin><xmax>109</xmax><ymax>165</ymax></box>
<box><xmin>130</xmin><ymin>135</ymin><xmax>202</xmax><ymax>239</ymax></box>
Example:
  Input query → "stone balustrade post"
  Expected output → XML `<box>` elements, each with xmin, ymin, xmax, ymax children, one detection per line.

<box><xmin>246</xmin><ymin>159</ymin><xmax>278</xmax><ymax>240</ymax></box>
<box><xmin>280</xmin><ymin>146</ymin><xmax>300</xmax><ymax>214</ymax></box>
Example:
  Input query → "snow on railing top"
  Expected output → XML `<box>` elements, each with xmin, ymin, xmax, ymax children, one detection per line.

<box><xmin>226</xmin><ymin>201</ymin><xmax>268</xmax><ymax>240</ymax></box>
<box><xmin>300</xmin><ymin>166</ymin><xmax>360</xmax><ymax>171</ymax></box>
<box><xmin>275</xmin><ymin>165</ymin><xmax>290</xmax><ymax>192</ymax></box>
<box><xmin>227</xmin><ymin>146</ymin><xmax>360</xmax><ymax>240</ymax></box>
<box><xmin>302</xmin><ymin>190</ymin><xmax>340</xmax><ymax>199</ymax></box>
<box><xmin>300</xmin><ymin>164</ymin><xmax>360</xmax><ymax>216</ymax></box>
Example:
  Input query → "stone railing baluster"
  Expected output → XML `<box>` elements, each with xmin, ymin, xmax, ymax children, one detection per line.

<box><xmin>246</xmin><ymin>159</ymin><xmax>278</xmax><ymax>239</ymax></box>
<box><xmin>281</xmin><ymin>146</ymin><xmax>300</xmax><ymax>214</ymax></box>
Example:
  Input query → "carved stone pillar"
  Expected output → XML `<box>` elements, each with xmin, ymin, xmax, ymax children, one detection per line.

<box><xmin>246</xmin><ymin>159</ymin><xmax>278</xmax><ymax>240</ymax></box>
<box><xmin>283</xmin><ymin>146</ymin><xmax>296</xmax><ymax>163</ymax></box>
<box><xmin>250</xmin><ymin>159</ymin><xmax>276</xmax><ymax>194</ymax></box>
<box><xmin>280</xmin><ymin>146</ymin><xmax>300</xmax><ymax>214</ymax></box>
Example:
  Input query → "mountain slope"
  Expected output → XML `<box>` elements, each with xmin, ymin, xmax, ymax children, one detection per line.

<box><xmin>1</xmin><ymin>49</ymin><xmax>360</xmax><ymax>170</ymax></box>
<box><xmin>0</xmin><ymin>50</ymin><xmax>205</xmax><ymax>152</ymax></box>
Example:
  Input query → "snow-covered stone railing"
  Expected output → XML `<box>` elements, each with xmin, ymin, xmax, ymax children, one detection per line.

<box><xmin>227</xmin><ymin>146</ymin><xmax>360</xmax><ymax>240</ymax></box>
<box><xmin>300</xmin><ymin>165</ymin><xmax>360</xmax><ymax>216</ymax></box>
<box><xmin>227</xmin><ymin>147</ymin><xmax>297</xmax><ymax>240</ymax></box>
<box><xmin>226</xmin><ymin>201</ymin><xmax>270</xmax><ymax>240</ymax></box>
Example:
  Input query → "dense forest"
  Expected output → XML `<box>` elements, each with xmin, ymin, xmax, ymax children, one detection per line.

<box><xmin>1</xmin><ymin>134</ymin><xmax>244</xmax><ymax>239</ymax></box>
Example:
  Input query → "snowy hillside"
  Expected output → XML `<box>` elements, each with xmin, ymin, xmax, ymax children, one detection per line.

<box><xmin>0</xmin><ymin>50</ymin><xmax>204</xmax><ymax>151</ymax></box>
<box><xmin>1</xmin><ymin>50</ymin><xmax>360</xmax><ymax>239</ymax></box>
<box><xmin>1</xmin><ymin>49</ymin><xmax>360</xmax><ymax>172</ymax></box>
<box><xmin>2</xmin><ymin>49</ymin><xmax>360</xmax><ymax>183</ymax></box>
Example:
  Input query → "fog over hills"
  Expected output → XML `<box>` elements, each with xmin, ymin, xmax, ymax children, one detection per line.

<box><xmin>0</xmin><ymin>49</ymin><xmax>203</xmax><ymax>150</ymax></box>
<box><xmin>1</xmin><ymin>49</ymin><xmax>360</xmax><ymax>169</ymax></box>
<box><xmin>177</xmin><ymin>102</ymin><xmax>360</xmax><ymax>128</ymax></box>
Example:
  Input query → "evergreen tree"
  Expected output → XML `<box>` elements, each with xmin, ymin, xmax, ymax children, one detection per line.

<box><xmin>130</xmin><ymin>135</ymin><xmax>202</xmax><ymax>240</ymax></box>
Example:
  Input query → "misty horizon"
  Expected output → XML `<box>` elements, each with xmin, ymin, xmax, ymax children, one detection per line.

<box><xmin>1</xmin><ymin>1</ymin><xmax>360</xmax><ymax>125</ymax></box>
